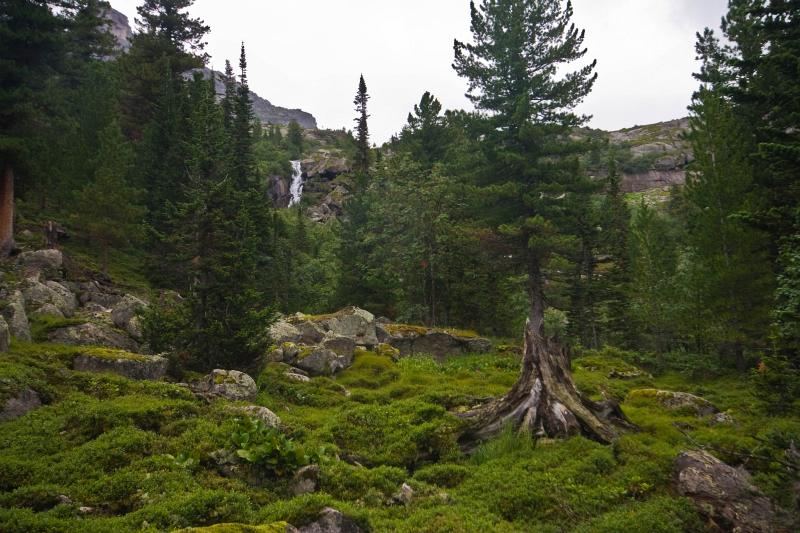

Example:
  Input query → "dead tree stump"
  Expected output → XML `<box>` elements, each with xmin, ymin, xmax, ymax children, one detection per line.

<box><xmin>458</xmin><ymin>320</ymin><xmax>631</xmax><ymax>447</ymax></box>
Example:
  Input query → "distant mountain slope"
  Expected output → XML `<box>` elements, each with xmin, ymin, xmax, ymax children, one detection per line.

<box><xmin>103</xmin><ymin>7</ymin><xmax>317</xmax><ymax>129</ymax></box>
<box><xmin>185</xmin><ymin>68</ymin><xmax>317</xmax><ymax>129</ymax></box>
<box><xmin>608</xmin><ymin>118</ymin><xmax>692</xmax><ymax>193</ymax></box>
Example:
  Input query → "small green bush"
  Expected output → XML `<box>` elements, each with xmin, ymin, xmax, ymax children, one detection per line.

<box><xmin>230</xmin><ymin>417</ymin><xmax>314</xmax><ymax>477</ymax></box>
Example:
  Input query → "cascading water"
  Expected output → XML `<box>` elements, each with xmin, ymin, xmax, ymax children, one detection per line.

<box><xmin>289</xmin><ymin>160</ymin><xmax>304</xmax><ymax>206</ymax></box>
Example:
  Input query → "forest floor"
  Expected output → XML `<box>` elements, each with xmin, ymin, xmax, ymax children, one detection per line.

<box><xmin>2</xmin><ymin>330</ymin><xmax>797</xmax><ymax>532</ymax></box>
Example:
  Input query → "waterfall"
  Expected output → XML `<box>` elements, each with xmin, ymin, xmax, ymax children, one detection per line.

<box><xmin>289</xmin><ymin>160</ymin><xmax>304</xmax><ymax>206</ymax></box>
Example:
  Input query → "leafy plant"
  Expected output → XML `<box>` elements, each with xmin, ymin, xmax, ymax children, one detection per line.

<box><xmin>230</xmin><ymin>417</ymin><xmax>314</xmax><ymax>477</ymax></box>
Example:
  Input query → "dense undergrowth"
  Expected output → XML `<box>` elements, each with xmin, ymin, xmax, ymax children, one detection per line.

<box><xmin>1</xmin><ymin>338</ymin><xmax>798</xmax><ymax>532</ymax></box>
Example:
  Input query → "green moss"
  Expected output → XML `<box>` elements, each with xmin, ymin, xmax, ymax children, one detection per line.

<box><xmin>385</xmin><ymin>323</ymin><xmax>480</xmax><ymax>339</ymax></box>
<box><xmin>2</xmin><ymin>338</ymin><xmax>795</xmax><ymax>531</ymax></box>
<box><xmin>29</xmin><ymin>315</ymin><xmax>87</xmax><ymax>342</ymax></box>
<box><xmin>78</xmin><ymin>347</ymin><xmax>151</xmax><ymax>363</ymax></box>
<box><xmin>174</xmin><ymin>522</ymin><xmax>291</xmax><ymax>532</ymax></box>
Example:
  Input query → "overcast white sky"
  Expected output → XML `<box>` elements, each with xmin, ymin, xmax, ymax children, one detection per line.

<box><xmin>110</xmin><ymin>0</ymin><xmax>728</xmax><ymax>143</ymax></box>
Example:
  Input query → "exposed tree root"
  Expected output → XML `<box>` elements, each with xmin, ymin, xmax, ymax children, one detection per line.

<box><xmin>458</xmin><ymin>320</ymin><xmax>633</xmax><ymax>447</ymax></box>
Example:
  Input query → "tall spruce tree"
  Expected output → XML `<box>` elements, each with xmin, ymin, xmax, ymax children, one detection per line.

<box><xmin>221</xmin><ymin>60</ymin><xmax>236</xmax><ymax>131</ymax></box>
<box><xmin>160</xmin><ymin>74</ymin><xmax>271</xmax><ymax>369</ymax></box>
<box><xmin>353</xmin><ymin>75</ymin><xmax>370</xmax><ymax>175</ymax></box>
<box><xmin>230</xmin><ymin>43</ymin><xmax>255</xmax><ymax>187</ymax></box>
<box><xmin>452</xmin><ymin>0</ymin><xmax>626</xmax><ymax>444</ymax></box>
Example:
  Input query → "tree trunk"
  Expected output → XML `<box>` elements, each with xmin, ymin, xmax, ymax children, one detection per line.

<box><xmin>0</xmin><ymin>161</ymin><xmax>15</xmax><ymax>258</ymax></box>
<box><xmin>458</xmin><ymin>320</ymin><xmax>631</xmax><ymax>447</ymax></box>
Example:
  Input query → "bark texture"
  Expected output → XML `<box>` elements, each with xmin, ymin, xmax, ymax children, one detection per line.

<box><xmin>458</xmin><ymin>320</ymin><xmax>630</xmax><ymax>446</ymax></box>
<box><xmin>0</xmin><ymin>161</ymin><xmax>14</xmax><ymax>257</ymax></box>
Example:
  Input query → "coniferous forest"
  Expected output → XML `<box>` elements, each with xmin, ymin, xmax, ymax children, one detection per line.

<box><xmin>0</xmin><ymin>1</ymin><xmax>799</xmax><ymax>531</ymax></box>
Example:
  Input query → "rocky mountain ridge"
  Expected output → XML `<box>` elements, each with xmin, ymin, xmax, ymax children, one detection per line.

<box><xmin>103</xmin><ymin>7</ymin><xmax>317</xmax><ymax>129</ymax></box>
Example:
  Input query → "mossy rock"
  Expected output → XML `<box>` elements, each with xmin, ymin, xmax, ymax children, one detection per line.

<box><xmin>72</xmin><ymin>348</ymin><xmax>168</xmax><ymax>381</ymax></box>
<box><xmin>627</xmin><ymin>388</ymin><xmax>719</xmax><ymax>417</ymax></box>
<box><xmin>173</xmin><ymin>522</ymin><xmax>292</xmax><ymax>532</ymax></box>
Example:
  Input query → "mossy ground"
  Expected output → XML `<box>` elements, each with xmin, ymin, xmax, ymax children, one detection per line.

<box><xmin>1</xmin><ymin>337</ymin><xmax>797</xmax><ymax>532</ymax></box>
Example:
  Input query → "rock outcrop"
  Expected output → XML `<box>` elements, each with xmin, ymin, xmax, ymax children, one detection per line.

<box><xmin>49</xmin><ymin>322</ymin><xmax>140</xmax><ymax>352</ymax></box>
<box><xmin>0</xmin><ymin>316</ymin><xmax>9</xmax><ymax>352</ymax></box>
<box><xmin>607</xmin><ymin>118</ymin><xmax>692</xmax><ymax>193</ymax></box>
<box><xmin>2</xmin><ymin>291</ymin><xmax>31</xmax><ymax>341</ymax></box>
<box><xmin>295</xmin><ymin>508</ymin><xmax>362</xmax><ymax>533</ymax></box>
<box><xmin>194</xmin><ymin>370</ymin><xmax>259</xmax><ymax>401</ymax></box>
<box><xmin>627</xmin><ymin>389</ymin><xmax>719</xmax><ymax>417</ymax></box>
<box><xmin>17</xmin><ymin>249</ymin><xmax>63</xmax><ymax>279</ymax></box>
<box><xmin>111</xmin><ymin>294</ymin><xmax>147</xmax><ymax>339</ymax></box>
<box><xmin>73</xmin><ymin>350</ymin><xmax>168</xmax><ymax>381</ymax></box>
<box><xmin>233</xmin><ymin>405</ymin><xmax>281</xmax><ymax>428</ymax></box>
<box><xmin>268</xmin><ymin>308</ymin><xmax>377</xmax><ymax>375</ymax></box>
<box><xmin>268</xmin><ymin>308</ymin><xmax>492</xmax><ymax>375</ymax></box>
<box><xmin>291</xmin><ymin>464</ymin><xmax>320</xmax><ymax>496</ymax></box>
<box><xmin>674</xmin><ymin>450</ymin><xmax>785</xmax><ymax>532</ymax></box>
<box><xmin>184</xmin><ymin>68</ymin><xmax>317</xmax><ymax>129</ymax></box>
<box><xmin>378</xmin><ymin>324</ymin><xmax>492</xmax><ymax>360</ymax></box>
<box><xmin>0</xmin><ymin>388</ymin><xmax>41</xmax><ymax>422</ymax></box>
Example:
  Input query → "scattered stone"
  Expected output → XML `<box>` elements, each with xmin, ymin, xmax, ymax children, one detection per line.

<box><xmin>0</xmin><ymin>315</ymin><xmax>9</xmax><ymax>352</ymax></box>
<box><xmin>235</xmin><ymin>405</ymin><xmax>281</xmax><ymax>428</ymax></box>
<box><xmin>78</xmin><ymin>506</ymin><xmax>95</xmax><ymax>514</ymax></box>
<box><xmin>296</xmin><ymin>320</ymin><xmax>326</xmax><ymax>344</ymax></box>
<box><xmin>392</xmin><ymin>483</ymin><xmax>414</xmax><ymax>506</ymax></box>
<box><xmin>73</xmin><ymin>351</ymin><xmax>168</xmax><ymax>381</ymax></box>
<box><xmin>375</xmin><ymin>342</ymin><xmax>400</xmax><ymax>360</ymax></box>
<box><xmin>195</xmin><ymin>370</ymin><xmax>258</xmax><ymax>401</ymax></box>
<box><xmin>31</xmin><ymin>303</ymin><xmax>65</xmax><ymax>319</ymax></box>
<box><xmin>22</xmin><ymin>280</ymin><xmax>78</xmax><ymax>317</ymax></box>
<box><xmin>710</xmin><ymin>412</ymin><xmax>736</xmax><ymax>426</ymax></box>
<box><xmin>296</xmin><ymin>507</ymin><xmax>362</xmax><ymax>533</ymax></box>
<box><xmin>628</xmin><ymin>389</ymin><xmax>719</xmax><ymax>417</ymax></box>
<box><xmin>48</xmin><ymin>322</ymin><xmax>139</xmax><ymax>352</ymax></box>
<box><xmin>56</xmin><ymin>495</ymin><xmax>72</xmax><ymax>505</ymax></box>
<box><xmin>675</xmin><ymin>450</ymin><xmax>782</xmax><ymax>532</ymax></box>
<box><xmin>291</xmin><ymin>464</ymin><xmax>320</xmax><ymax>496</ymax></box>
<box><xmin>2</xmin><ymin>292</ymin><xmax>31</xmax><ymax>341</ymax></box>
<box><xmin>17</xmin><ymin>249</ymin><xmax>63</xmax><ymax>279</ymax></box>
<box><xmin>320</xmin><ymin>307</ymin><xmax>378</xmax><ymax>347</ymax></box>
<box><xmin>111</xmin><ymin>294</ymin><xmax>147</xmax><ymax>339</ymax></box>
<box><xmin>321</xmin><ymin>334</ymin><xmax>356</xmax><ymax>364</ymax></box>
<box><xmin>285</xmin><ymin>371</ymin><xmax>311</xmax><ymax>383</ymax></box>
<box><xmin>75</xmin><ymin>281</ymin><xmax>123</xmax><ymax>309</ymax></box>
<box><xmin>383</xmin><ymin>324</ymin><xmax>492</xmax><ymax>359</ymax></box>
<box><xmin>0</xmin><ymin>388</ymin><xmax>42</xmax><ymax>422</ymax></box>
<box><xmin>293</xmin><ymin>347</ymin><xmax>347</xmax><ymax>376</ymax></box>
<box><xmin>608</xmin><ymin>368</ymin><xmax>650</xmax><ymax>379</ymax></box>
<box><xmin>465</xmin><ymin>337</ymin><xmax>493</xmax><ymax>354</ymax></box>
<box><xmin>269</xmin><ymin>319</ymin><xmax>301</xmax><ymax>344</ymax></box>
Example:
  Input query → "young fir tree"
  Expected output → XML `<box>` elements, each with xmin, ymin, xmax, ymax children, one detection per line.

<box><xmin>74</xmin><ymin>120</ymin><xmax>146</xmax><ymax>274</ymax></box>
<box><xmin>353</xmin><ymin>75</ymin><xmax>370</xmax><ymax>175</ymax></box>
<box><xmin>452</xmin><ymin>0</ymin><xmax>627</xmax><ymax>444</ymax></box>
